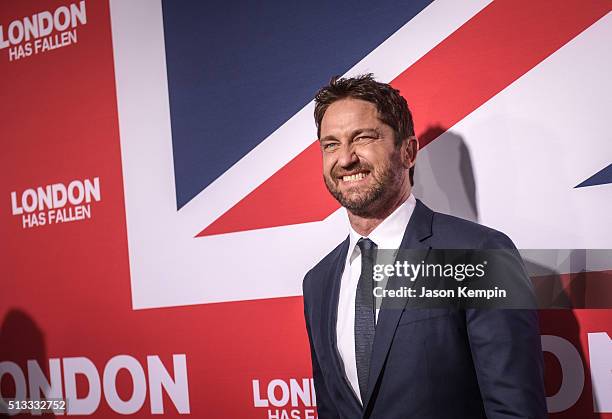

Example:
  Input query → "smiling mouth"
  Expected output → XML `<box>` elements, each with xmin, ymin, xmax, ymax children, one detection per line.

<box><xmin>340</xmin><ymin>171</ymin><xmax>370</xmax><ymax>183</ymax></box>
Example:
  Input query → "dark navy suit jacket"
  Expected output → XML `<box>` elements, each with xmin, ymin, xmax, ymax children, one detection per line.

<box><xmin>302</xmin><ymin>199</ymin><xmax>547</xmax><ymax>418</ymax></box>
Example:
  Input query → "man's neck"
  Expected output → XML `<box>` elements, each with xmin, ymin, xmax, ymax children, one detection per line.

<box><xmin>348</xmin><ymin>188</ymin><xmax>411</xmax><ymax>237</ymax></box>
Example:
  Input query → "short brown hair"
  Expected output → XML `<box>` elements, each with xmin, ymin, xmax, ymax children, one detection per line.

<box><xmin>314</xmin><ymin>74</ymin><xmax>415</xmax><ymax>184</ymax></box>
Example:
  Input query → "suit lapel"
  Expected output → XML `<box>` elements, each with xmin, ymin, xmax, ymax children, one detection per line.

<box><xmin>323</xmin><ymin>237</ymin><xmax>364</xmax><ymax>410</ymax></box>
<box><xmin>363</xmin><ymin>199</ymin><xmax>434</xmax><ymax>411</ymax></box>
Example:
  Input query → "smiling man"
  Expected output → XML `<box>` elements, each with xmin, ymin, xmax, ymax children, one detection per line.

<box><xmin>302</xmin><ymin>74</ymin><xmax>547</xmax><ymax>418</ymax></box>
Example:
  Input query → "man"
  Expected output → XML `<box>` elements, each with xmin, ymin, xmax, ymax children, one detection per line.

<box><xmin>302</xmin><ymin>74</ymin><xmax>547</xmax><ymax>418</ymax></box>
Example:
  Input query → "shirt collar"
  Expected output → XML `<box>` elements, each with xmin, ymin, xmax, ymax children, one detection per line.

<box><xmin>348</xmin><ymin>194</ymin><xmax>416</xmax><ymax>263</ymax></box>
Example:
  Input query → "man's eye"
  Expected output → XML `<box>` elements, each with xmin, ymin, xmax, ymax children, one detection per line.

<box><xmin>323</xmin><ymin>143</ymin><xmax>338</xmax><ymax>150</ymax></box>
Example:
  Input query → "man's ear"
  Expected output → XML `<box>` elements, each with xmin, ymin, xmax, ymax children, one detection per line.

<box><xmin>403</xmin><ymin>136</ymin><xmax>419</xmax><ymax>169</ymax></box>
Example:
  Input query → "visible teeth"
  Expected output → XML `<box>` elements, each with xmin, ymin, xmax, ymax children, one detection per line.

<box><xmin>342</xmin><ymin>172</ymin><xmax>367</xmax><ymax>182</ymax></box>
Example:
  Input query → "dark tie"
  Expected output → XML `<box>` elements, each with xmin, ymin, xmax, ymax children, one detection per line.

<box><xmin>355</xmin><ymin>237</ymin><xmax>377</xmax><ymax>404</ymax></box>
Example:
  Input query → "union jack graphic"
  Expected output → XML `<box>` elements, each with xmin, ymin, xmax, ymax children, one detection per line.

<box><xmin>113</xmin><ymin>0</ymin><xmax>612</xmax><ymax>309</ymax></box>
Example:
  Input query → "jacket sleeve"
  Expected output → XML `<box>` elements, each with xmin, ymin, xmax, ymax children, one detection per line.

<box><xmin>466</xmin><ymin>231</ymin><xmax>548</xmax><ymax>418</ymax></box>
<box><xmin>303</xmin><ymin>273</ymin><xmax>340</xmax><ymax>419</ymax></box>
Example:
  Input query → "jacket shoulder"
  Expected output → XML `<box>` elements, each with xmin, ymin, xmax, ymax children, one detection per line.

<box><xmin>302</xmin><ymin>238</ymin><xmax>348</xmax><ymax>298</ymax></box>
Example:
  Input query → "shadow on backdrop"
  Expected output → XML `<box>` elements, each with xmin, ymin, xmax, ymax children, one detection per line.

<box><xmin>413</xmin><ymin>125</ymin><xmax>478</xmax><ymax>223</ymax></box>
<box><xmin>0</xmin><ymin>309</ymin><xmax>55</xmax><ymax>418</ymax></box>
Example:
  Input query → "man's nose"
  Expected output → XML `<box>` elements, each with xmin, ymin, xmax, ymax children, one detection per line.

<box><xmin>337</xmin><ymin>144</ymin><xmax>359</xmax><ymax>168</ymax></box>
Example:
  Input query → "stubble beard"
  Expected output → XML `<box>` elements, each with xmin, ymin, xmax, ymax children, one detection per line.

<box><xmin>324</xmin><ymin>151</ymin><xmax>404</xmax><ymax>217</ymax></box>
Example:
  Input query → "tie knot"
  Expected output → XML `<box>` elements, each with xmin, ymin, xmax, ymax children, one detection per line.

<box><xmin>357</xmin><ymin>237</ymin><xmax>377</xmax><ymax>255</ymax></box>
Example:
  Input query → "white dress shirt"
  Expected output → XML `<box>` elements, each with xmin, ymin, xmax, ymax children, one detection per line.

<box><xmin>335</xmin><ymin>194</ymin><xmax>416</xmax><ymax>403</ymax></box>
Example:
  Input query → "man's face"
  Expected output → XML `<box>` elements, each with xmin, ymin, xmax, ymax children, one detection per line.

<box><xmin>319</xmin><ymin>98</ymin><xmax>410</xmax><ymax>216</ymax></box>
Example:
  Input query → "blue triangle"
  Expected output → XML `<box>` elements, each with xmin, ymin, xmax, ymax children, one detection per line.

<box><xmin>575</xmin><ymin>164</ymin><xmax>612</xmax><ymax>188</ymax></box>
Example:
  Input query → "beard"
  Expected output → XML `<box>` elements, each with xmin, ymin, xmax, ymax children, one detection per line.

<box><xmin>324</xmin><ymin>151</ymin><xmax>404</xmax><ymax>217</ymax></box>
